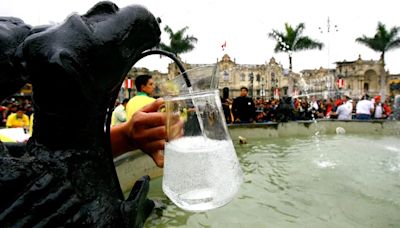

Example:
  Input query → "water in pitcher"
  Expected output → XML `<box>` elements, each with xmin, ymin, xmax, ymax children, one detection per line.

<box><xmin>162</xmin><ymin>136</ymin><xmax>243</xmax><ymax>211</ymax></box>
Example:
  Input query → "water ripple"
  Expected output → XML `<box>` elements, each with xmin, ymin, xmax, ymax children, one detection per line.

<box><xmin>145</xmin><ymin>134</ymin><xmax>400</xmax><ymax>228</ymax></box>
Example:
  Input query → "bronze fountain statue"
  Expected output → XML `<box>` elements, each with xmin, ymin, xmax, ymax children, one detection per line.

<box><xmin>0</xmin><ymin>1</ymin><xmax>176</xmax><ymax>227</ymax></box>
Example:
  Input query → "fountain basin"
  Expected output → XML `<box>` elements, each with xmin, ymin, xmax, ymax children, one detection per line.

<box><xmin>115</xmin><ymin>120</ymin><xmax>400</xmax><ymax>227</ymax></box>
<box><xmin>115</xmin><ymin>120</ymin><xmax>399</xmax><ymax>194</ymax></box>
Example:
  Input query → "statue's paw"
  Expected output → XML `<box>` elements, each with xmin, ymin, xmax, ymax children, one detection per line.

<box><xmin>121</xmin><ymin>175</ymin><xmax>155</xmax><ymax>228</ymax></box>
<box><xmin>0</xmin><ymin>169</ymin><xmax>82</xmax><ymax>227</ymax></box>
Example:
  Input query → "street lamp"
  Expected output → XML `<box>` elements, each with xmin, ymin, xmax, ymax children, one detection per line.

<box><xmin>248</xmin><ymin>72</ymin><xmax>254</xmax><ymax>97</ymax></box>
<box><xmin>318</xmin><ymin>17</ymin><xmax>339</xmax><ymax>69</ymax></box>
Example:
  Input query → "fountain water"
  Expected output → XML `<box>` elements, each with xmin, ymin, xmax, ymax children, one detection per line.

<box><xmin>139</xmin><ymin>124</ymin><xmax>400</xmax><ymax>227</ymax></box>
<box><xmin>115</xmin><ymin>62</ymin><xmax>400</xmax><ymax>227</ymax></box>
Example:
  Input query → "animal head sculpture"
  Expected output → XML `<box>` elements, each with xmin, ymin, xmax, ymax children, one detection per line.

<box><xmin>0</xmin><ymin>2</ymin><xmax>162</xmax><ymax>227</ymax></box>
<box><xmin>0</xmin><ymin>17</ymin><xmax>31</xmax><ymax>101</ymax></box>
<box><xmin>0</xmin><ymin>1</ymin><xmax>161</xmax><ymax>148</ymax></box>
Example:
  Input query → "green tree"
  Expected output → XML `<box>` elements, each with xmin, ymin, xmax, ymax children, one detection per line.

<box><xmin>269</xmin><ymin>23</ymin><xmax>324</xmax><ymax>71</ymax></box>
<box><xmin>356</xmin><ymin>22</ymin><xmax>400</xmax><ymax>98</ymax></box>
<box><xmin>356</xmin><ymin>22</ymin><xmax>400</xmax><ymax>66</ymax></box>
<box><xmin>159</xmin><ymin>25</ymin><xmax>198</xmax><ymax>56</ymax></box>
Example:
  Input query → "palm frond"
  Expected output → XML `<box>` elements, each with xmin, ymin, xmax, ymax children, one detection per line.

<box><xmin>159</xmin><ymin>25</ymin><xmax>197</xmax><ymax>56</ymax></box>
<box><xmin>355</xmin><ymin>22</ymin><xmax>400</xmax><ymax>63</ymax></box>
<box><xmin>268</xmin><ymin>22</ymin><xmax>324</xmax><ymax>69</ymax></box>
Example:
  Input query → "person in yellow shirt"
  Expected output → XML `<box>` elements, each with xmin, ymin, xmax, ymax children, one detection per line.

<box><xmin>6</xmin><ymin>106</ymin><xmax>30</xmax><ymax>129</ymax></box>
<box><xmin>29</xmin><ymin>113</ymin><xmax>34</xmax><ymax>135</ymax></box>
<box><xmin>126</xmin><ymin>75</ymin><xmax>155</xmax><ymax>120</ymax></box>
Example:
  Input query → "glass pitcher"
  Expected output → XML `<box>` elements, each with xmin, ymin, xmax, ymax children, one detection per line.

<box><xmin>161</xmin><ymin>66</ymin><xmax>243</xmax><ymax>212</ymax></box>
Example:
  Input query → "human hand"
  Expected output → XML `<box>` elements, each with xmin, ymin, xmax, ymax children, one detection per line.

<box><xmin>124</xmin><ymin>99</ymin><xmax>183</xmax><ymax>168</ymax></box>
<box><xmin>123</xmin><ymin>99</ymin><xmax>167</xmax><ymax>167</ymax></box>
<box><xmin>111</xmin><ymin>98</ymin><xmax>184</xmax><ymax>168</ymax></box>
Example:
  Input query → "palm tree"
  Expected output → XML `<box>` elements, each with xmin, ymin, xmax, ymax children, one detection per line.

<box><xmin>356</xmin><ymin>22</ymin><xmax>400</xmax><ymax>66</ymax></box>
<box><xmin>269</xmin><ymin>23</ymin><xmax>324</xmax><ymax>71</ymax></box>
<box><xmin>356</xmin><ymin>22</ymin><xmax>400</xmax><ymax>98</ymax></box>
<box><xmin>159</xmin><ymin>25</ymin><xmax>198</xmax><ymax>57</ymax></box>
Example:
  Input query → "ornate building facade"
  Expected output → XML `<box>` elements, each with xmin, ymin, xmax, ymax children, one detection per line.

<box><xmin>166</xmin><ymin>54</ymin><xmax>294</xmax><ymax>99</ymax></box>
<box><xmin>297</xmin><ymin>55</ymin><xmax>400</xmax><ymax>99</ymax></box>
<box><xmin>7</xmin><ymin>54</ymin><xmax>399</xmax><ymax>105</ymax></box>
<box><xmin>124</xmin><ymin>53</ymin><xmax>399</xmax><ymax>100</ymax></box>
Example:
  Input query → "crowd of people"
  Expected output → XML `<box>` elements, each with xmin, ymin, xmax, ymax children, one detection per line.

<box><xmin>2</xmin><ymin>83</ymin><xmax>399</xmax><ymax>137</ymax></box>
<box><xmin>0</xmin><ymin>75</ymin><xmax>156</xmax><ymax>130</ymax></box>
<box><xmin>0</xmin><ymin>74</ymin><xmax>164</xmax><ymax>166</ymax></box>
<box><xmin>222</xmin><ymin>86</ymin><xmax>399</xmax><ymax>124</ymax></box>
<box><xmin>0</xmin><ymin>98</ymin><xmax>33</xmax><ymax>132</ymax></box>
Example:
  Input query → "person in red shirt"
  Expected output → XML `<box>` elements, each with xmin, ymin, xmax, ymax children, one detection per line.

<box><xmin>325</xmin><ymin>98</ymin><xmax>334</xmax><ymax>118</ymax></box>
<box><xmin>334</xmin><ymin>97</ymin><xmax>343</xmax><ymax>112</ymax></box>
<box><xmin>383</xmin><ymin>97</ymin><xmax>392</xmax><ymax>118</ymax></box>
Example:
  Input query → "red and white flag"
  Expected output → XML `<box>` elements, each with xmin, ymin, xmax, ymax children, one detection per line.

<box><xmin>274</xmin><ymin>88</ymin><xmax>280</xmax><ymax>99</ymax></box>
<box><xmin>125</xmin><ymin>78</ymin><xmax>133</xmax><ymax>89</ymax></box>
<box><xmin>221</xmin><ymin>41</ymin><xmax>226</xmax><ymax>51</ymax></box>
<box><xmin>337</xmin><ymin>79</ymin><xmax>344</xmax><ymax>88</ymax></box>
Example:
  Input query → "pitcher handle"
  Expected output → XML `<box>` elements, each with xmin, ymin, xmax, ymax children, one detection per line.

<box><xmin>135</xmin><ymin>49</ymin><xmax>191</xmax><ymax>88</ymax></box>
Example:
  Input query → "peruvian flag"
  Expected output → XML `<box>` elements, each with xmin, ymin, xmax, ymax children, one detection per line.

<box><xmin>293</xmin><ymin>89</ymin><xmax>299</xmax><ymax>96</ymax></box>
<box><xmin>274</xmin><ymin>88</ymin><xmax>280</xmax><ymax>99</ymax></box>
<box><xmin>337</xmin><ymin>79</ymin><xmax>344</xmax><ymax>88</ymax></box>
<box><xmin>125</xmin><ymin>78</ymin><xmax>133</xmax><ymax>89</ymax></box>
<box><xmin>221</xmin><ymin>41</ymin><xmax>226</xmax><ymax>51</ymax></box>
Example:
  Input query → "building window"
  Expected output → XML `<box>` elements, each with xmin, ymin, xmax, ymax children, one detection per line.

<box><xmin>223</xmin><ymin>71</ymin><xmax>229</xmax><ymax>81</ymax></box>
<box><xmin>364</xmin><ymin>83</ymin><xmax>369</xmax><ymax>92</ymax></box>
<box><xmin>256</xmin><ymin>74</ymin><xmax>261</xmax><ymax>82</ymax></box>
<box><xmin>248</xmin><ymin>72</ymin><xmax>253</xmax><ymax>81</ymax></box>
<box><xmin>155</xmin><ymin>85</ymin><xmax>161</xmax><ymax>95</ymax></box>
<box><xmin>240</xmin><ymin>73</ymin><xmax>245</xmax><ymax>81</ymax></box>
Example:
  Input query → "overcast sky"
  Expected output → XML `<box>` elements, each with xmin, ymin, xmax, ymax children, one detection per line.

<box><xmin>1</xmin><ymin>0</ymin><xmax>399</xmax><ymax>74</ymax></box>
